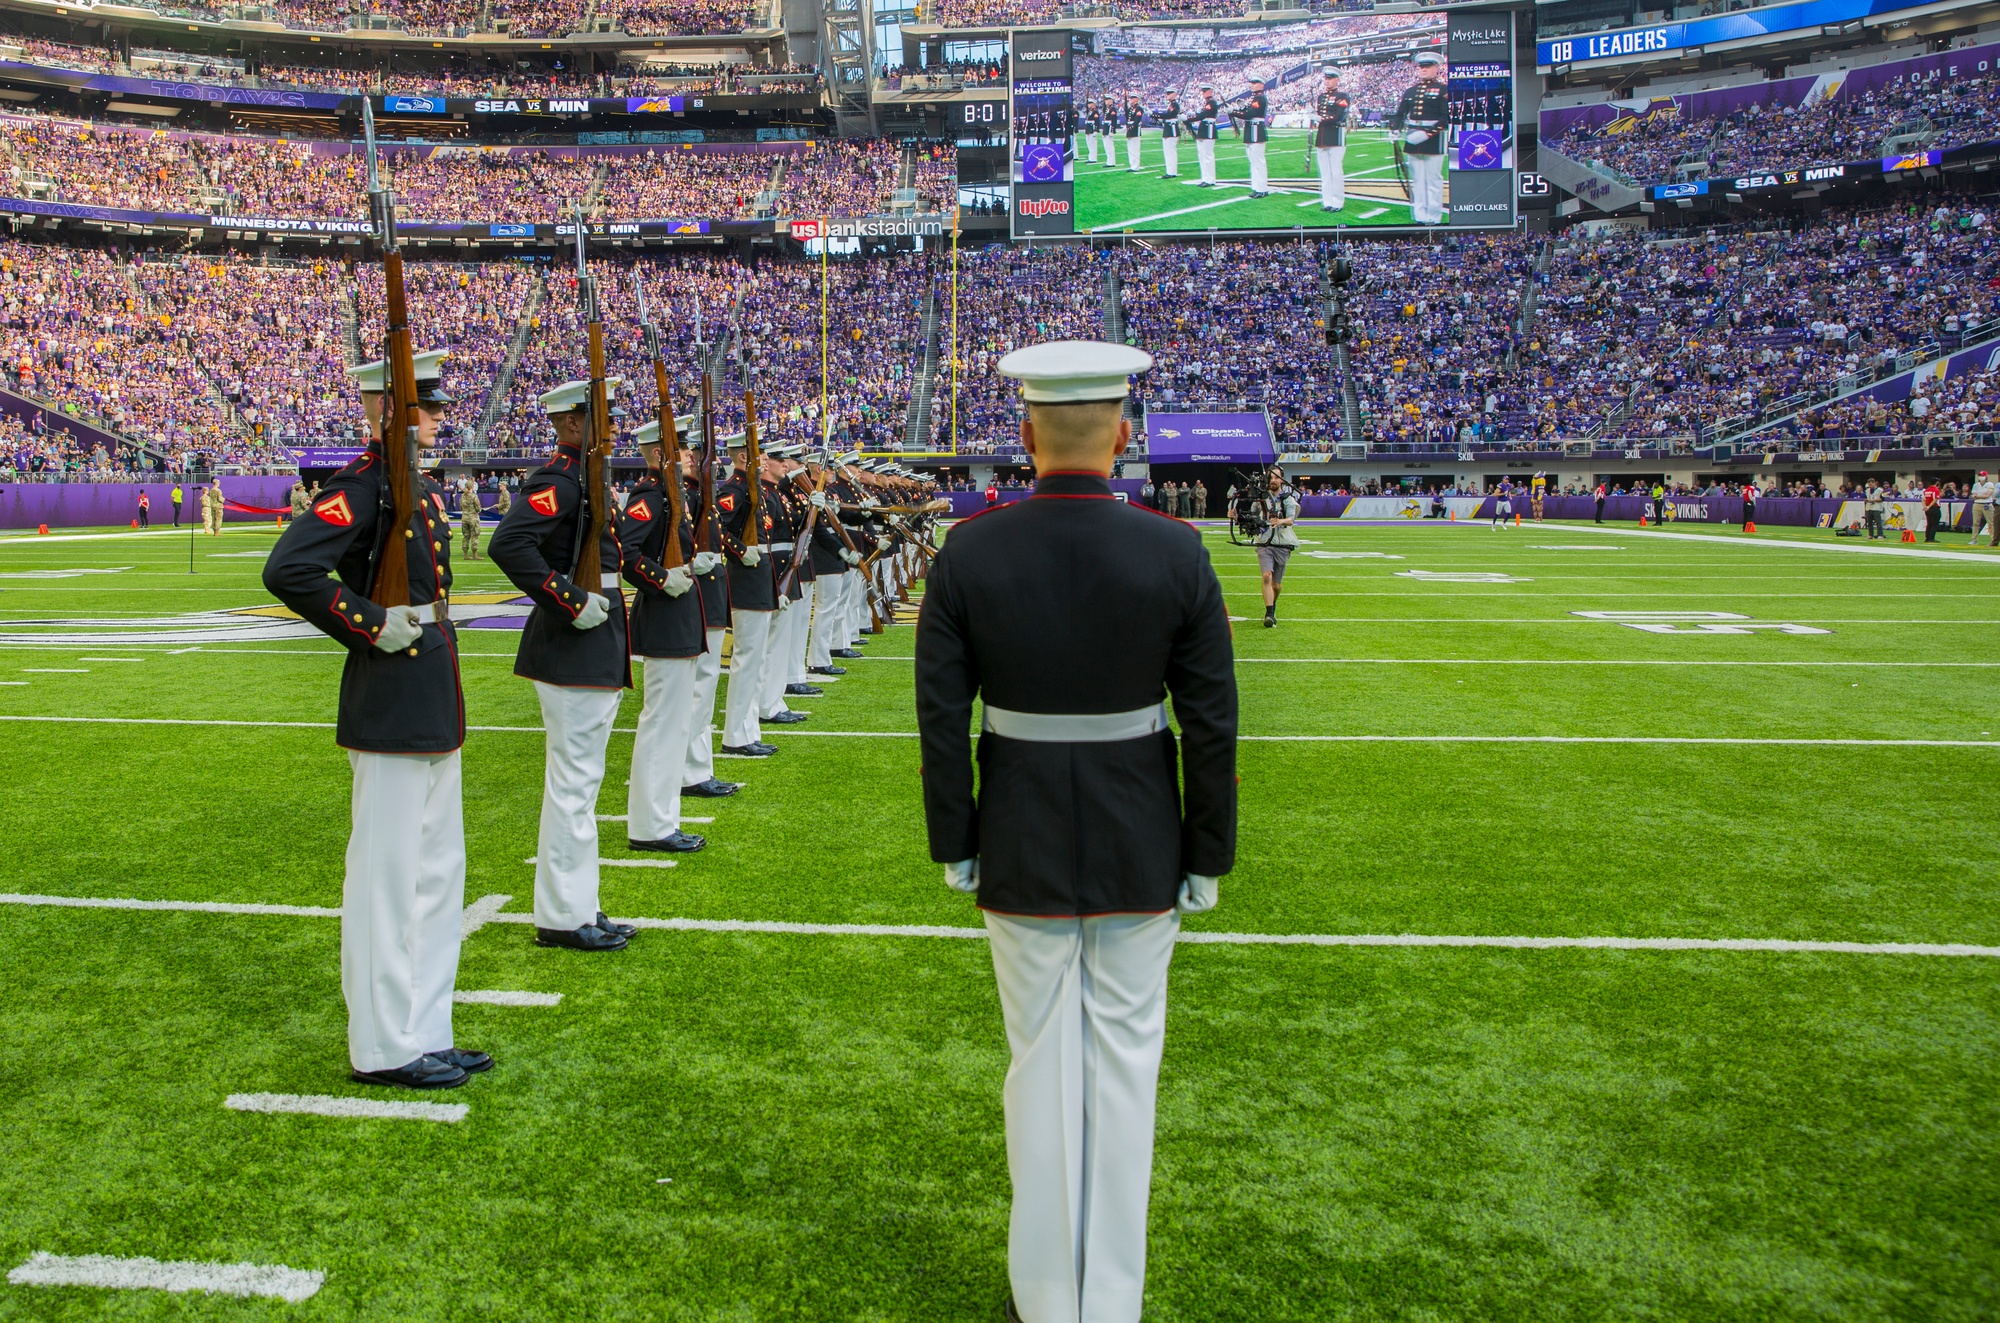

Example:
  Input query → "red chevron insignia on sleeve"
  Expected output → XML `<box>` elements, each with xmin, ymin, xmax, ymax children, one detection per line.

<box><xmin>312</xmin><ymin>492</ymin><xmax>354</xmax><ymax>526</ymax></box>
<box><xmin>718</xmin><ymin>494</ymin><xmax>735</xmax><ymax>512</ymax></box>
<box><xmin>628</xmin><ymin>500</ymin><xmax>652</xmax><ymax>522</ymax></box>
<box><xmin>528</xmin><ymin>487</ymin><xmax>559</xmax><ymax>517</ymax></box>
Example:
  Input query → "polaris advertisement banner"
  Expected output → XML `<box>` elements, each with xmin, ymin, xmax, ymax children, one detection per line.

<box><xmin>1144</xmin><ymin>413</ymin><xmax>1275</xmax><ymax>464</ymax></box>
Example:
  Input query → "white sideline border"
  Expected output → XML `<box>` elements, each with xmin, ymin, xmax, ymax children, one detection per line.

<box><xmin>454</xmin><ymin>989</ymin><xmax>561</xmax><ymax>1007</ymax></box>
<box><xmin>225</xmin><ymin>1092</ymin><xmax>467</xmax><ymax>1123</ymax></box>
<box><xmin>4</xmin><ymin>892</ymin><xmax>1991</xmax><ymax>959</ymax></box>
<box><xmin>0</xmin><ymin>716</ymin><xmax>1990</xmax><ymax>747</ymax></box>
<box><xmin>7</xmin><ymin>1251</ymin><xmax>324</xmax><ymax>1303</ymax></box>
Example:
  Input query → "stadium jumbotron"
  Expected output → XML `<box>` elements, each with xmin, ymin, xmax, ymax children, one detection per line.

<box><xmin>0</xmin><ymin>0</ymin><xmax>1996</xmax><ymax>1318</ymax></box>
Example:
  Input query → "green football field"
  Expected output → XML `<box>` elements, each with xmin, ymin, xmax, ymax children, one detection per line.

<box><xmin>1070</xmin><ymin>127</ymin><xmax>1440</xmax><ymax>234</ymax></box>
<box><xmin>1</xmin><ymin>516</ymin><xmax>1997</xmax><ymax>1319</ymax></box>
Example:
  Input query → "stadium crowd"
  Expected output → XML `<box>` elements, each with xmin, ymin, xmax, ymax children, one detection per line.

<box><xmin>1556</xmin><ymin>60</ymin><xmax>2000</xmax><ymax>186</ymax></box>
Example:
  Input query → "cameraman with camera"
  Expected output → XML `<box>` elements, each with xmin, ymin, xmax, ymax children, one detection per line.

<box><xmin>1253</xmin><ymin>467</ymin><xmax>1299</xmax><ymax>628</ymax></box>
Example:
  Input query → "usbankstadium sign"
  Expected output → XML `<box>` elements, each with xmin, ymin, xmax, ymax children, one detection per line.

<box><xmin>1537</xmin><ymin>0</ymin><xmax>1955</xmax><ymax>69</ymax></box>
<box><xmin>788</xmin><ymin>216</ymin><xmax>946</xmax><ymax>238</ymax></box>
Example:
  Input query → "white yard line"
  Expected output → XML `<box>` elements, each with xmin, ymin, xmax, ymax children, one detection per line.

<box><xmin>0</xmin><ymin>892</ymin><xmax>340</xmax><ymax>918</ymax></box>
<box><xmin>453</xmin><ymin>989</ymin><xmax>561</xmax><ymax>1007</ymax></box>
<box><xmin>7</xmin><ymin>1252</ymin><xmax>324</xmax><ymax>1303</ymax></box>
<box><xmin>77</xmin><ymin>657</ymin><xmax>145</xmax><ymax>663</ymax></box>
<box><xmin>596</xmin><ymin>815</ymin><xmax>713</xmax><ymax>822</ymax></box>
<box><xmin>21</xmin><ymin>668</ymin><xmax>86</xmax><ymax>673</ymax></box>
<box><xmin>1530</xmin><ymin>524</ymin><xmax>2000</xmax><ymax>563</ymax></box>
<box><xmin>1089</xmin><ymin>194</ymin><xmax>1252</xmax><ymax>232</ymax></box>
<box><xmin>225</xmin><ymin>1093</ymin><xmax>467</xmax><ymax>1123</ymax></box>
<box><xmin>522</xmin><ymin>856</ymin><xmax>677</xmax><ymax>869</ymax></box>
<box><xmin>460</xmin><ymin>892</ymin><xmax>513</xmax><ymax>937</ymax></box>
<box><xmin>9</xmin><ymin>891</ymin><xmax>1993</xmax><ymax>958</ymax></box>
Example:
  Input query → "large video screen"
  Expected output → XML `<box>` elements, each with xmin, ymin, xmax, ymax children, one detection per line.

<box><xmin>1010</xmin><ymin>12</ymin><xmax>1517</xmax><ymax>238</ymax></box>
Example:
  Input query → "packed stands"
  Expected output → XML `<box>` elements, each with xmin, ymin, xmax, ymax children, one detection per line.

<box><xmin>776</xmin><ymin>139</ymin><xmax>901</xmax><ymax>217</ymax></box>
<box><xmin>595</xmin><ymin>149</ymin><xmax>773</xmax><ymax>219</ymax></box>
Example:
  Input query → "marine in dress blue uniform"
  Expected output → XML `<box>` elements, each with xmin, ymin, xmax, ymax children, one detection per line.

<box><xmin>1314</xmin><ymin>67</ymin><xmax>1352</xmax><ymax>211</ymax></box>
<box><xmin>1190</xmin><ymin>85</ymin><xmax>1220</xmax><ymax>186</ymax></box>
<box><xmin>677</xmin><ymin>440</ymin><xmax>740</xmax><ymax>796</ymax></box>
<box><xmin>714</xmin><ymin>431</ymin><xmax>782</xmax><ymax>755</ymax></box>
<box><xmin>487</xmin><ymin>378</ymin><xmax>635</xmax><ymax>952</ymax></box>
<box><xmin>262</xmin><ymin>350</ymin><xmax>489</xmax><ymax>1091</ymax></box>
<box><xmin>1156</xmin><ymin>92</ymin><xmax>1181</xmax><ymax>178</ymax></box>
<box><xmin>916</xmin><ymin>341</ymin><xmax>1237</xmax><ymax>1323</ymax></box>
<box><xmin>1391</xmin><ymin>51</ymin><xmax>1450</xmax><ymax>224</ymax></box>
<box><xmin>618</xmin><ymin>417</ymin><xmax>711</xmax><ymax>853</ymax></box>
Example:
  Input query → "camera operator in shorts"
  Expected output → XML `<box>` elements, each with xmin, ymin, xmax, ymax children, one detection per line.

<box><xmin>1253</xmin><ymin>467</ymin><xmax>1298</xmax><ymax>628</ymax></box>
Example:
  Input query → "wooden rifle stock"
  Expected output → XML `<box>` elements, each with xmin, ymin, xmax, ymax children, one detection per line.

<box><xmin>741</xmin><ymin>388</ymin><xmax>762</xmax><ymax>550</ymax></box>
<box><xmin>775</xmin><ymin>465</ymin><xmax>828</xmax><ymax>599</ymax></box>
<box><xmin>656</xmin><ymin>371</ymin><xmax>687</xmax><ymax>570</ymax></box>
<box><xmin>367</xmin><ymin>249</ymin><xmax>421</xmax><ymax>609</ymax></box>
<box><xmin>575</xmin><ymin>308</ymin><xmax>610</xmax><ymax>589</ymax></box>
<box><xmin>694</xmin><ymin>375</ymin><xmax>719</xmax><ymax>554</ymax></box>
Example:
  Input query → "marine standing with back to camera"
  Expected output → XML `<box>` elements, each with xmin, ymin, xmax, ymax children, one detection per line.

<box><xmin>916</xmin><ymin>339</ymin><xmax>1237</xmax><ymax>1323</ymax></box>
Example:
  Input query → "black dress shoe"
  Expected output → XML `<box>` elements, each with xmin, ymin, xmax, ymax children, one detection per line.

<box><xmin>432</xmin><ymin>1047</ymin><xmax>492</xmax><ymax>1074</ymax></box>
<box><xmin>784</xmin><ymin>682</ymin><xmax>823</xmax><ymax>696</ymax></box>
<box><xmin>1003</xmin><ymin>1298</ymin><xmax>1026</xmax><ymax>1323</ymax></box>
<box><xmin>808</xmin><ymin>665</ymin><xmax>847</xmax><ymax>676</ymax></box>
<box><xmin>595</xmin><ymin>910</ymin><xmax>638</xmax><ymax>938</ymax></box>
<box><xmin>831</xmin><ymin>649</ymin><xmax>865</xmax><ymax>659</ymax></box>
<box><xmin>682</xmin><ymin>778</ymin><xmax>742</xmax><ymax>797</ymax></box>
<box><xmin>751</xmin><ymin>741</ymin><xmax>778</xmax><ymax>755</ymax></box>
<box><xmin>351</xmin><ymin>1055</ymin><xmax>467</xmax><ymax>1090</ymax></box>
<box><xmin>765</xmin><ymin>710</ymin><xmax>810</xmax><ymax>725</ymax></box>
<box><xmin>535</xmin><ymin>923</ymin><xmax>629</xmax><ymax>951</ymax></box>
<box><xmin>720</xmin><ymin>743</ymin><xmax>775</xmax><ymax>758</ymax></box>
<box><xmin>628</xmin><ymin>830</ymin><xmax>705</xmax><ymax>853</ymax></box>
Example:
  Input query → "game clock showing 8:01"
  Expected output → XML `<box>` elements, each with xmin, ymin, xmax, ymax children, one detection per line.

<box><xmin>959</xmin><ymin>99</ymin><xmax>1007</xmax><ymax>128</ymax></box>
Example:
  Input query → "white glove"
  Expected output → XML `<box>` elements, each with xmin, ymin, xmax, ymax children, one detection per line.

<box><xmin>944</xmin><ymin>858</ymin><xmax>979</xmax><ymax>893</ymax></box>
<box><xmin>690</xmin><ymin>550</ymin><xmax>721</xmax><ymax>575</ymax></box>
<box><xmin>572</xmin><ymin>592</ymin><xmax>610</xmax><ymax>630</ymax></box>
<box><xmin>738</xmin><ymin>546</ymin><xmax>763</xmax><ymax>568</ymax></box>
<box><xmin>1403</xmin><ymin>130</ymin><xmax>1432</xmax><ymax>147</ymax></box>
<box><xmin>1176</xmin><ymin>874</ymin><xmax>1218</xmax><ymax>915</ymax></box>
<box><xmin>840</xmin><ymin>548</ymin><xmax>862</xmax><ymax>566</ymax></box>
<box><xmin>372</xmin><ymin>604</ymin><xmax>423</xmax><ymax>653</ymax></box>
<box><xmin>809</xmin><ymin>491</ymin><xmax>829</xmax><ymax>510</ymax></box>
<box><xmin>860</xmin><ymin>497</ymin><xmax>879</xmax><ymax>509</ymax></box>
<box><xmin>662</xmin><ymin>565</ymin><xmax>693</xmax><ymax>597</ymax></box>
<box><xmin>876</xmin><ymin>536</ymin><xmax>892</xmax><ymax>552</ymax></box>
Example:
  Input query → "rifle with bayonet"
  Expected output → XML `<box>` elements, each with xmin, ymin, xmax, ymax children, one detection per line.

<box><xmin>572</xmin><ymin>207</ymin><xmax>613</xmax><ymax>592</ymax></box>
<box><xmin>634</xmin><ymin>272</ymin><xmax>685</xmax><ymax>569</ymax></box>
<box><xmin>741</xmin><ymin>385</ymin><xmax>763</xmax><ymax>553</ymax></box>
<box><xmin>361</xmin><ymin>98</ymin><xmax>422</xmax><ymax>609</ymax></box>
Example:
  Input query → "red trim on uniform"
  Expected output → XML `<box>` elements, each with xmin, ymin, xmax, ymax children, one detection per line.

<box><xmin>325</xmin><ymin>583</ymin><xmax>373</xmax><ymax>642</ymax></box>
<box><xmin>1033</xmin><ymin>493</ymin><xmax>1115</xmax><ymax>501</ymax></box>
<box><xmin>542</xmin><ymin>572</ymin><xmax>581</xmax><ymax>618</ymax></box>
<box><xmin>1131</xmin><ymin>502</ymin><xmax>1193</xmax><ymax>524</ymax></box>
<box><xmin>527</xmin><ymin>487</ymin><xmax>560</xmax><ymax>517</ymax></box>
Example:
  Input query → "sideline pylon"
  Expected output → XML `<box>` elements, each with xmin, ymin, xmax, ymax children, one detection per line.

<box><xmin>1744</xmin><ymin>520</ymin><xmax>1757</xmax><ymax>534</ymax></box>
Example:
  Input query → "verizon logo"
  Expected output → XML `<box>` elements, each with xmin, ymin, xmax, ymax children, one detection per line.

<box><xmin>1018</xmin><ymin>198</ymin><xmax>1070</xmax><ymax>218</ymax></box>
<box><xmin>1018</xmin><ymin>48</ymin><xmax>1062</xmax><ymax>61</ymax></box>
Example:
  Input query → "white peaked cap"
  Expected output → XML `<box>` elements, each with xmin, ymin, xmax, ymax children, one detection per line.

<box><xmin>631</xmin><ymin>414</ymin><xmax>698</xmax><ymax>447</ymax></box>
<box><xmin>350</xmin><ymin>349</ymin><xmax>448</xmax><ymax>395</ymax></box>
<box><xmin>997</xmin><ymin>340</ymin><xmax>1153</xmax><ymax>404</ymax></box>
<box><xmin>538</xmin><ymin>377</ymin><xmax>624</xmax><ymax>416</ymax></box>
<box><xmin>1413</xmin><ymin>50</ymin><xmax>1443</xmax><ymax>66</ymax></box>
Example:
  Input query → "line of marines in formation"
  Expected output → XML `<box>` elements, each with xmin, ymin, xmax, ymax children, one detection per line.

<box><xmin>264</xmin><ymin>348</ymin><xmax>942</xmax><ymax>1090</ymax></box>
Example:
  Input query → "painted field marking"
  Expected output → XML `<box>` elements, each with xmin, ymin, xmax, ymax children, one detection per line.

<box><xmin>0</xmin><ymin>566</ymin><xmax>133</xmax><ymax>579</ymax></box>
<box><xmin>1357</xmin><ymin>207</ymin><xmax>1389</xmax><ymax>219</ymax></box>
<box><xmin>21</xmin><ymin>668</ymin><xmax>86</xmax><ymax>673</ymax></box>
<box><xmin>596</xmin><ymin>815</ymin><xmax>713</xmax><ymax>823</ymax></box>
<box><xmin>453</xmin><ymin>989</ymin><xmax>561</xmax><ymax>1007</ymax></box>
<box><xmin>0</xmin><ymin>681</ymin><xmax>23</xmax><ymax>685</ymax></box>
<box><xmin>0</xmin><ymin>893</ymin><xmax>340</xmax><ymax>918</ymax></box>
<box><xmin>1517</xmin><ymin>523</ymin><xmax>2000</xmax><ymax>563</ymax></box>
<box><xmin>1398</xmin><ymin>571</ymin><xmax>1531</xmax><ymax>583</ymax></box>
<box><xmin>1090</xmin><ymin>194</ymin><xmax>1251</xmax><ymax>231</ymax></box>
<box><xmin>7</xmin><ymin>892</ymin><xmax>1994</xmax><ymax>958</ymax></box>
<box><xmin>460</xmin><ymin>892</ymin><xmax>513</xmax><ymax>937</ymax></box>
<box><xmin>7</xmin><ymin>1252</ymin><xmax>324</xmax><ymax>1303</ymax></box>
<box><xmin>77</xmin><ymin>657</ymin><xmax>144</xmax><ymax>663</ymax></box>
<box><xmin>1232</xmin><ymin>658</ymin><xmax>2000</xmax><ymax>667</ymax></box>
<box><xmin>225</xmin><ymin>1093</ymin><xmax>467</xmax><ymax>1123</ymax></box>
<box><xmin>523</xmin><ymin>856</ymin><xmax>677</xmax><ymax>869</ymax></box>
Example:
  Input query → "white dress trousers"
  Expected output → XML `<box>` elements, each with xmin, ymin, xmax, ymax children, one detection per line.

<box><xmin>683</xmin><ymin>626</ymin><xmax>725</xmax><ymax>784</ymax></box>
<box><xmin>722</xmin><ymin>608</ymin><xmax>776</xmax><ymax>747</ymax></box>
<box><xmin>806</xmin><ymin>573</ymin><xmax>839</xmax><ymax>669</ymax></box>
<box><xmin>1162</xmin><ymin>137</ymin><xmax>1179</xmax><ymax>177</ymax></box>
<box><xmin>344</xmin><ymin>749</ymin><xmax>465</xmax><ymax>1073</ymax></box>
<box><xmin>1102</xmin><ymin>131</ymin><xmax>1118</xmax><ymax>167</ymax></box>
<box><xmin>760</xmin><ymin>598</ymin><xmax>800</xmax><ymax>718</ymax></box>
<box><xmin>780</xmin><ymin>586</ymin><xmax>814</xmax><ymax>689</ymax></box>
<box><xmin>628</xmin><ymin>654</ymin><xmax>699</xmax><ymax>841</ymax></box>
<box><xmin>985</xmin><ymin>908</ymin><xmax>1181</xmax><ymax>1323</ymax></box>
<box><xmin>1127</xmin><ymin>132</ymin><xmax>1143</xmax><ymax>172</ymax></box>
<box><xmin>1084</xmin><ymin>131</ymin><xmax>1097</xmax><ymax>163</ymax></box>
<box><xmin>1195</xmin><ymin>138</ymin><xmax>1216</xmax><ymax>185</ymax></box>
<box><xmin>1315</xmin><ymin>144</ymin><xmax>1345</xmax><ymax>208</ymax></box>
<box><xmin>532</xmin><ymin>681</ymin><xmax>622</xmax><ymax>931</ymax></box>
<box><xmin>1245</xmin><ymin>141</ymin><xmax>1268</xmax><ymax>193</ymax></box>
<box><xmin>1410</xmin><ymin>151</ymin><xmax>1445</xmax><ymax>224</ymax></box>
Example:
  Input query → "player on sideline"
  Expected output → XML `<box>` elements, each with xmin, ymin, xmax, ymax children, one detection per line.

<box><xmin>1392</xmin><ymin>51</ymin><xmax>1450</xmax><ymax>224</ymax></box>
<box><xmin>263</xmin><ymin>349</ymin><xmax>490</xmax><ymax>1090</ymax></box>
<box><xmin>1492</xmin><ymin>479</ymin><xmax>1514</xmax><ymax>529</ymax></box>
<box><xmin>1313</xmin><ymin>66</ymin><xmax>1350</xmax><ymax>212</ymax></box>
<box><xmin>1190</xmin><ymin>84</ymin><xmax>1221</xmax><ymax>186</ymax></box>
<box><xmin>916</xmin><ymin>340</ymin><xmax>1238</xmax><ymax>1323</ymax></box>
<box><xmin>488</xmin><ymin>379</ymin><xmax>636</xmax><ymax>953</ymax></box>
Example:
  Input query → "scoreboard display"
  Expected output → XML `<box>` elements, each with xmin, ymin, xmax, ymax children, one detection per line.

<box><xmin>1008</xmin><ymin>11</ymin><xmax>1519</xmax><ymax>238</ymax></box>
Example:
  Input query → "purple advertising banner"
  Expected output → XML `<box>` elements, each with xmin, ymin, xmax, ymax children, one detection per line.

<box><xmin>0</xmin><ymin>477</ymin><xmax>296</xmax><ymax>530</ymax></box>
<box><xmin>1144</xmin><ymin>413</ymin><xmax>1275</xmax><ymax>464</ymax></box>
<box><xmin>294</xmin><ymin>448</ymin><xmax>365</xmax><ymax>467</ymax></box>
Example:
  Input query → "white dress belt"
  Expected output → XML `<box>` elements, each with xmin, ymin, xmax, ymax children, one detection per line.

<box><xmin>766</xmin><ymin>541</ymin><xmax>796</xmax><ymax>552</ymax></box>
<box><xmin>601</xmin><ymin>572</ymin><xmax>622</xmax><ymax>591</ymax></box>
<box><xmin>981</xmin><ymin>703</ymin><xmax>1168</xmax><ymax>743</ymax></box>
<box><xmin>415</xmin><ymin>598</ymin><xmax>450</xmax><ymax>623</ymax></box>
